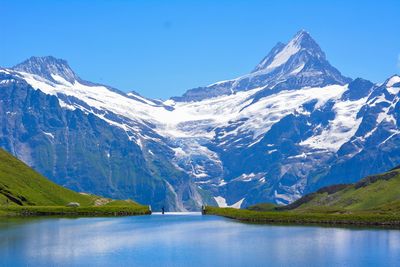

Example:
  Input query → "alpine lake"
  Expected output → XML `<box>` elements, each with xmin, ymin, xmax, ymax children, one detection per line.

<box><xmin>1</xmin><ymin>213</ymin><xmax>399</xmax><ymax>267</ymax></box>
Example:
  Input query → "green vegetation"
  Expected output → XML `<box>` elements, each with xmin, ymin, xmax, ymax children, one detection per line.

<box><xmin>247</xmin><ymin>203</ymin><xmax>278</xmax><ymax>211</ymax></box>
<box><xmin>0</xmin><ymin>148</ymin><xmax>150</xmax><ymax>217</ymax></box>
<box><xmin>3</xmin><ymin>205</ymin><xmax>150</xmax><ymax>217</ymax></box>
<box><xmin>204</xmin><ymin>206</ymin><xmax>400</xmax><ymax>227</ymax></box>
<box><xmin>204</xmin><ymin>167</ymin><xmax>400</xmax><ymax>227</ymax></box>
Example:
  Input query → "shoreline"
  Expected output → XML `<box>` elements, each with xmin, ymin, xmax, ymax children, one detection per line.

<box><xmin>203</xmin><ymin>206</ymin><xmax>400</xmax><ymax>228</ymax></box>
<box><xmin>0</xmin><ymin>205</ymin><xmax>151</xmax><ymax>218</ymax></box>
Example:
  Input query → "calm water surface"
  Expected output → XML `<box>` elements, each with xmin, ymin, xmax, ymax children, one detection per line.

<box><xmin>0</xmin><ymin>213</ymin><xmax>399</xmax><ymax>267</ymax></box>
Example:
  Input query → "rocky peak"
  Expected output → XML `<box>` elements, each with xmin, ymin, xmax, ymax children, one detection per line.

<box><xmin>13</xmin><ymin>56</ymin><xmax>78</xmax><ymax>84</ymax></box>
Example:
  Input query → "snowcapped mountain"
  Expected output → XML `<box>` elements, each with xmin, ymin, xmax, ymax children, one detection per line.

<box><xmin>173</xmin><ymin>30</ymin><xmax>351</xmax><ymax>102</ymax></box>
<box><xmin>0</xmin><ymin>31</ymin><xmax>399</xmax><ymax>210</ymax></box>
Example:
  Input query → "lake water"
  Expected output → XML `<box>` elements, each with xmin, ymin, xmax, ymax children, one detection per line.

<box><xmin>0</xmin><ymin>213</ymin><xmax>399</xmax><ymax>267</ymax></box>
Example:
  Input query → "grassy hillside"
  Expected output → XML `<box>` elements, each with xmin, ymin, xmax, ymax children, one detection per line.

<box><xmin>0</xmin><ymin>148</ymin><xmax>150</xmax><ymax>216</ymax></box>
<box><xmin>282</xmin><ymin>166</ymin><xmax>400</xmax><ymax>214</ymax></box>
<box><xmin>205</xmin><ymin>167</ymin><xmax>400</xmax><ymax>226</ymax></box>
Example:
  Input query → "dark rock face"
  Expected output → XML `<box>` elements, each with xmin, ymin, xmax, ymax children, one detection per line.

<box><xmin>13</xmin><ymin>56</ymin><xmax>79</xmax><ymax>84</ymax></box>
<box><xmin>341</xmin><ymin>78</ymin><xmax>374</xmax><ymax>101</ymax></box>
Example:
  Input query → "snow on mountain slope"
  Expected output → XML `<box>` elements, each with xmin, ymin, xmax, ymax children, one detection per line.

<box><xmin>308</xmin><ymin>76</ymin><xmax>400</xmax><ymax>191</ymax></box>
<box><xmin>254</xmin><ymin>31</ymin><xmax>303</xmax><ymax>72</ymax></box>
<box><xmin>13</xmin><ymin>66</ymin><xmax>350</xmax><ymax>149</ymax></box>
<box><xmin>167</xmin><ymin>84</ymin><xmax>351</xmax><ymax>147</ymax></box>
<box><xmin>9</xmin><ymin>33</ymin><xmax>352</xmax><ymax>150</ymax></box>
<box><xmin>16</xmin><ymin>71</ymin><xmax>166</xmax><ymax>122</ymax></box>
<box><xmin>266</xmin><ymin>40</ymin><xmax>300</xmax><ymax>70</ymax></box>
<box><xmin>299</xmin><ymin>93</ymin><xmax>368</xmax><ymax>151</ymax></box>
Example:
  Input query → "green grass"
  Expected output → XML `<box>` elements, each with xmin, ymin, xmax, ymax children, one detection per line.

<box><xmin>247</xmin><ymin>203</ymin><xmax>279</xmax><ymax>211</ymax></box>
<box><xmin>0</xmin><ymin>148</ymin><xmax>150</xmax><ymax>217</ymax></box>
<box><xmin>204</xmin><ymin>168</ymin><xmax>400</xmax><ymax>227</ymax></box>
<box><xmin>1</xmin><ymin>205</ymin><xmax>150</xmax><ymax>217</ymax></box>
<box><xmin>204</xmin><ymin>206</ymin><xmax>400</xmax><ymax>227</ymax></box>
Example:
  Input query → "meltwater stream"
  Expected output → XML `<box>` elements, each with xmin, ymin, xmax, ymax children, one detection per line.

<box><xmin>0</xmin><ymin>213</ymin><xmax>399</xmax><ymax>267</ymax></box>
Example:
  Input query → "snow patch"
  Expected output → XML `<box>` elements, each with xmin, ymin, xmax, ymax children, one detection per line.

<box><xmin>43</xmin><ymin>131</ymin><xmax>54</xmax><ymax>139</ymax></box>
<box><xmin>0</xmin><ymin>69</ymin><xmax>10</xmax><ymax>74</ymax></box>
<box><xmin>213</xmin><ymin>196</ymin><xmax>245</xmax><ymax>209</ymax></box>
<box><xmin>230</xmin><ymin>198</ymin><xmax>245</xmax><ymax>209</ymax></box>
<box><xmin>218</xmin><ymin>179</ymin><xmax>227</xmax><ymax>186</ymax></box>
<box><xmin>274</xmin><ymin>190</ymin><xmax>293</xmax><ymax>204</ymax></box>
<box><xmin>213</xmin><ymin>196</ymin><xmax>228</xmax><ymax>207</ymax></box>
<box><xmin>266</xmin><ymin>38</ymin><xmax>300</xmax><ymax>70</ymax></box>
<box><xmin>290</xmin><ymin>63</ymin><xmax>305</xmax><ymax>75</ymax></box>
<box><xmin>386</xmin><ymin>75</ymin><xmax>400</xmax><ymax>88</ymax></box>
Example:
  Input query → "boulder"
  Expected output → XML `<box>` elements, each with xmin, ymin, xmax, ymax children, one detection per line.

<box><xmin>66</xmin><ymin>202</ymin><xmax>80</xmax><ymax>207</ymax></box>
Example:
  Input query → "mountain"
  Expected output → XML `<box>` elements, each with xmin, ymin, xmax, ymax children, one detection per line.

<box><xmin>173</xmin><ymin>30</ymin><xmax>351</xmax><ymax>102</ymax></box>
<box><xmin>0</xmin><ymin>30</ymin><xmax>399</xmax><ymax>211</ymax></box>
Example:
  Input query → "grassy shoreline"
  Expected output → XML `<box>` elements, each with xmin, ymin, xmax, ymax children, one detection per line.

<box><xmin>203</xmin><ymin>206</ymin><xmax>400</xmax><ymax>227</ymax></box>
<box><xmin>0</xmin><ymin>205</ymin><xmax>151</xmax><ymax>217</ymax></box>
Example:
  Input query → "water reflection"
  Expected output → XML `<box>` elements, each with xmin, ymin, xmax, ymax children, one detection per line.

<box><xmin>0</xmin><ymin>214</ymin><xmax>399</xmax><ymax>267</ymax></box>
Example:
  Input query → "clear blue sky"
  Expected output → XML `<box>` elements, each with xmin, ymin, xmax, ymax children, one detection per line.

<box><xmin>1</xmin><ymin>0</ymin><xmax>399</xmax><ymax>99</ymax></box>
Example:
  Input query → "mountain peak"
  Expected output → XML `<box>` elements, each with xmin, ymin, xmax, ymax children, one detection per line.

<box><xmin>252</xmin><ymin>30</ymin><xmax>325</xmax><ymax>73</ymax></box>
<box><xmin>292</xmin><ymin>30</ymin><xmax>322</xmax><ymax>51</ymax></box>
<box><xmin>13</xmin><ymin>56</ymin><xmax>78</xmax><ymax>84</ymax></box>
<box><xmin>293</xmin><ymin>29</ymin><xmax>311</xmax><ymax>40</ymax></box>
<box><xmin>175</xmin><ymin>30</ymin><xmax>351</xmax><ymax>102</ymax></box>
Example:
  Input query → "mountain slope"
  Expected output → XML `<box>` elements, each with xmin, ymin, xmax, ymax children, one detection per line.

<box><xmin>0</xmin><ymin>147</ymin><xmax>101</xmax><ymax>206</ymax></box>
<box><xmin>307</xmin><ymin>75</ymin><xmax>400</xmax><ymax>192</ymax></box>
